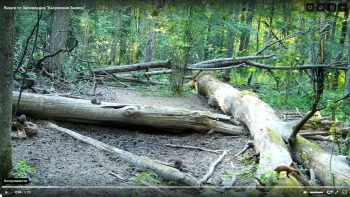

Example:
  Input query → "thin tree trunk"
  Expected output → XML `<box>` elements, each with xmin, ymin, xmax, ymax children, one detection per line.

<box><xmin>110</xmin><ymin>9</ymin><xmax>121</xmax><ymax>66</ymax></box>
<box><xmin>0</xmin><ymin>0</ymin><xmax>14</xmax><ymax>178</ymax></box>
<box><xmin>345</xmin><ymin>20</ymin><xmax>350</xmax><ymax>96</ymax></box>
<box><xmin>239</xmin><ymin>0</ymin><xmax>255</xmax><ymax>53</ymax></box>
<box><xmin>333</xmin><ymin>10</ymin><xmax>348</xmax><ymax>89</ymax></box>
<box><xmin>307</xmin><ymin>14</ymin><xmax>316</xmax><ymax>86</ymax></box>
<box><xmin>82</xmin><ymin>9</ymin><xmax>89</xmax><ymax>59</ymax></box>
<box><xmin>144</xmin><ymin>21</ymin><xmax>156</xmax><ymax>63</ymax></box>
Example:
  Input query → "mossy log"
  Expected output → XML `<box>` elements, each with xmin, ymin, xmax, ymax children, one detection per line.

<box><xmin>196</xmin><ymin>74</ymin><xmax>293</xmax><ymax>177</ymax></box>
<box><xmin>12</xmin><ymin>91</ymin><xmax>245</xmax><ymax>135</ymax></box>
<box><xmin>196</xmin><ymin>74</ymin><xmax>350</xmax><ymax>187</ymax></box>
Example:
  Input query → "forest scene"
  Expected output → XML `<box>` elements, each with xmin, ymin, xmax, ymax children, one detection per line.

<box><xmin>1</xmin><ymin>0</ymin><xmax>350</xmax><ymax>196</ymax></box>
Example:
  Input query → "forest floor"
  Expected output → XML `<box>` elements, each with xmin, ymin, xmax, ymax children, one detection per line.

<box><xmin>10</xmin><ymin>85</ymin><xmax>337</xmax><ymax>197</ymax></box>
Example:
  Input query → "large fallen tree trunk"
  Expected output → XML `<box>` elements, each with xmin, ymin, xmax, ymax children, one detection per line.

<box><xmin>102</xmin><ymin>75</ymin><xmax>166</xmax><ymax>85</ymax></box>
<box><xmin>48</xmin><ymin>123</ymin><xmax>198</xmax><ymax>186</ymax></box>
<box><xmin>196</xmin><ymin>74</ymin><xmax>350</xmax><ymax>186</ymax></box>
<box><xmin>196</xmin><ymin>74</ymin><xmax>293</xmax><ymax>177</ymax></box>
<box><xmin>116</xmin><ymin>69</ymin><xmax>173</xmax><ymax>78</ymax></box>
<box><xmin>94</xmin><ymin>59</ymin><xmax>172</xmax><ymax>75</ymax></box>
<box><xmin>12</xmin><ymin>91</ymin><xmax>245</xmax><ymax>135</ymax></box>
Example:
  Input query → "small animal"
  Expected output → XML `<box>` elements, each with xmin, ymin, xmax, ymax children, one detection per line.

<box><xmin>274</xmin><ymin>165</ymin><xmax>300</xmax><ymax>178</ymax></box>
<box><xmin>168</xmin><ymin>158</ymin><xmax>187</xmax><ymax>171</ymax></box>
<box><xmin>16</xmin><ymin>114</ymin><xmax>27</xmax><ymax>124</ymax></box>
<box><xmin>91</xmin><ymin>97</ymin><xmax>101</xmax><ymax>105</ymax></box>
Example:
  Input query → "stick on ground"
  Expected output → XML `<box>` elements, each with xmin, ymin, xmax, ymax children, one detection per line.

<box><xmin>197</xmin><ymin>150</ymin><xmax>227</xmax><ymax>185</ymax></box>
<box><xmin>47</xmin><ymin>123</ymin><xmax>198</xmax><ymax>186</ymax></box>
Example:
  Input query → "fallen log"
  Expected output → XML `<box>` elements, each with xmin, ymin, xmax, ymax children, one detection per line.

<box><xmin>116</xmin><ymin>69</ymin><xmax>173</xmax><ymax>78</ymax></box>
<box><xmin>12</xmin><ymin>91</ymin><xmax>245</xmax><ymax>135</ymax></box>
<box><xmin>102</xmin><ymin>75</ymin><xmax>166</xmax><ymax>85</ymax></box>
<box><xmin>196</xmin><ymin>74</ymin><xmax>350</xmax><ymax>187</ymax></box>
<box><xmin>294</xmin><ymin>135</ymin><xmax>349</xmax><ymax>186</ymax></box>
<box><xmin>196</xmin><ymin>74</ymin><xmax>293</xmax><ymax>177</ymax></box>
<box><xmin>93</xmin><ymin>59</ymin><xmax>172</xmax><ymax>75</ymax></box>
<box><xmin>48</xmin><ymin>123</ymin><xmax>198</xmax><ymax>186</ymax></box>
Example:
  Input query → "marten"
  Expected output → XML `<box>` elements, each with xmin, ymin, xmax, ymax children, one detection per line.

<box><xmin>274</xmin><ymin>165</ymin><xmax>300</xmax><ymax>178</ymax></box>
<box><xmin>168</xmin><ymin>158</ymin><xmax>187</xmax><ymax>171</ymax></box>
<box><xmin>91</xmin><ymin>97</ymin><xmax>101</xmax><ymax>105</ymax></box>
<box><xmin>16</xmin><ymin>114</ymin><xmax>27</xmax><ymax>125</ymax></box>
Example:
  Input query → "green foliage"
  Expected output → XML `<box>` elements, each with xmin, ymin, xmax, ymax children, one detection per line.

<box><xmin>259</xmin><ymin>170</ymin><xmax>279</xmax><ymax>187</ymax></box>
<box><xmin>134</xmin><ymin>172</ymin><xmax>159</xmax><ymax>185</ymax></box>
<box><xmin>12</xmin><ymin>160</ymin><xmax>36</xmax><ymax>179</ymax></box>
<box><xmin>12</xmin><ymin>1</ymin><xmax>350</xmax><ymax>111</ymax></box>
<box><xmin>326</xmin><ymin>100</ymin><xmax>350</xmax><ymax>156</ymax></box>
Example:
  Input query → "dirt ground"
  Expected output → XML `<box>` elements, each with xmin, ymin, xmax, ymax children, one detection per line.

<box><xmin>8</xmin><ymin>86</ymin><xmax>258</xmax><ymax>197</ymax></box>
<box><xmin>5</xmin><ymin>85</ymin><xmax>339</xmax><ymax>197</ymax></box>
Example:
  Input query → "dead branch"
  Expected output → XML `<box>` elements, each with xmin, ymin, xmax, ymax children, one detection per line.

<box><xmin>93</xmin><ymin>59</ymin><xmax>172</xmax><ymax>74</ymax></box>
<box><xmin>197</xmin><ymin>150</ymin><xmax>227</xmax><ymax>185</ymax></box>
<box><xmin>48</xmin><ymin>123</ymin><xmax>198</xmax><ymax>186</ymax></box>
<box><xmin>165</xmin><ymin>144</ymin><xmax>223</xmax><ymax>154</ymax></box>
<box><xmin>255</xmin><ymin>30</ymin><xmax>309</xmax><ymax>55</ymax></box>
<box><xmin>187</xmin><ymin>63</ymin><xmax>245</xmax><ymax>71</ymax></box>
<box><xmin>192</xmin><ymin>54</ymin><xmax>274</xmax><ymax>66</ymax></box>
<box><xmin>299</xmin><ymin>131</ymin><xmax>329</xmax><ymax>136</ymax></box>
<box><xmin>303</xmin><ymin>135</ymin><xmax>333</xmax><ymax>141</ymax></box>
<box><xmin>102</xmin><ymin>75</ymin><xmax>165</xmax><ymax>85</ymax></box>
<box><xmin>117</xmin><ymin>70</ymin><xmax>173</xmax><ymax>78</ymax></box>
<box><xmin>230</xmin><ymin>140</ymin><xmax>254</xmax><ymax>159</ymax></box>
<box><xmin>245</xmin><ymin>60</ymin><xmax>349</xmax><ymax>70</ymax></box>
<box><xmin>108</xmin><ymin>171</ymin><xmax>125</xmax><ymax>180</ymax></box>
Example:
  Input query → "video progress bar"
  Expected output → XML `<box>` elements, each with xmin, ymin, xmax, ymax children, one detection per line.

<box><xmin>1</xmin><ymin>186</ymin><xmax>349</xmax><ymax>189</ymax></box>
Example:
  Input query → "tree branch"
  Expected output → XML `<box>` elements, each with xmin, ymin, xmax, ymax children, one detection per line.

<box><xmin>254</xmin><ymin>30</ymin><xmax>310</xmax><ymax>55</ymax></box>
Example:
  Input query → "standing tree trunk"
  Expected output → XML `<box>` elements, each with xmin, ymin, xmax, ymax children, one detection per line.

<box><xmin>345</xmin><ymin>65</ymin><xmax>350</xmax><ymax>96</ymax></box>
<box><xmin>172</xmin><ymin>4</ymin><xmax>193</xmax><ymax>94</ymax></box>
<box><xmin>0</xmin><ymin>0</ymin><xmax>14</xmax><ymax>178</ymax></box>
<box><xmin>110</xmin><ymin>8</ymin><xmax>121</xmax><ymax>66</ymax></box>
<box><xmin>345</xmin><ymin>22</ymin><xmax>350</xmax><ymax>96</ymax></box>
<box><xmin>239</xmin><ymin>0</ymin><xmax>255</xmax><ymax>53</ymax></box>
<box><xmin>144</xmin><ymin>21</ymin><xmax>156</xmax><ymax>63</ymax></box>
<box><xmin>82</xmin><ymin>9</ymin><xmax>89</xmax><ymax>60</ymax></box>
<box><xmin>307</xmin><ymin>14</ymin><xmax>316</xmax><ymax>86</ymax></box>
<box><xmin>49</xmin><ymin>0</ymin><xmax>70</xmax><ymax>73</ymax></box>
<box><xmin>333</xmin><ymin>10</ymin><xmax>348</xmax><ymax>89</ymax></box>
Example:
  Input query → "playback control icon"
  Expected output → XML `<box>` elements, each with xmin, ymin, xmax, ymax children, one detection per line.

<box><xmin>305</xmin><ymin>3</ymin><xmax>347</xmax><ymax>12</ymax></box>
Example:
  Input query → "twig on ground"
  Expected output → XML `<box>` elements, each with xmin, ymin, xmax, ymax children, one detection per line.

<box><xmin>230</xmin><ymin>140</ymin><xmax>254</xmax><ymax>160</ymax></box>
<box><xmin>165</xmin><ymin>144</ymin><xmax>224</xmax><ymax>154</ymax></box>
<box><xmin>197</xmin><ymin>150</ymin><xmax>227</xmax><ymax>185</ymax></box>
<box><xmin>108</xmin><ymin>171</ymin><xmax>125</xmax><ymax>180</ymax></box>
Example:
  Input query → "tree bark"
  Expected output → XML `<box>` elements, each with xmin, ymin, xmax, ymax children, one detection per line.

<box><xmin>12</xmin><ymin>91</ymin><xmax>245</xmax><ymax>135</ymax></box>
<box><xmin>0</xmin><ymin>0</ymin><xmax>14</xmax><ymax>178</ymax></box>
<box><xmin>49</xmin><ymin>0</ymin><xmax>70</xmax><ymax>72</ymax></box>
<box><xmin>145</xmin><ymin>20</ymin><xmax>156</xmax><ymax>63</ymax></box>
<box><xmin>93</xmin><ymin>59</ymin><xmax>172</xmax><ymax>74</ymax></box>
<box><xmin>196</xmin><ymin>74</ymin><xmax>292</xmax><ymax>177</ymax></box>
<box><xmin>196</xmin><ymin>74</ymin><xmax>350</xmax><ymax>186</ymax></box>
